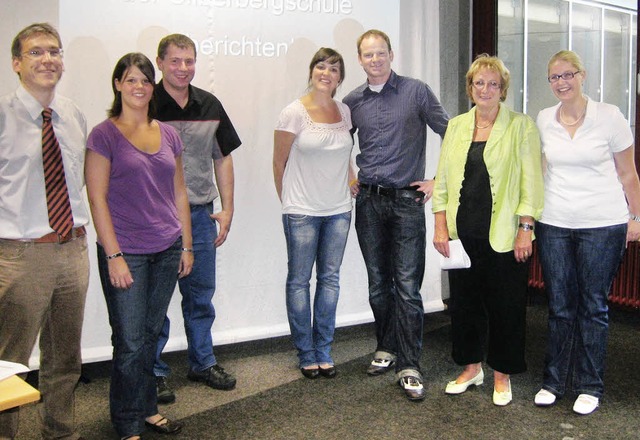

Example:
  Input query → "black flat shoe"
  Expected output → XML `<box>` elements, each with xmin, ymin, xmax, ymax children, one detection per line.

<box><xmin>319</xmin><ymin>366</ymin><xmax>337</xmax><ymax>378</ymax></box>
<box><xmin>144</xmin><ymin>417</ymin><xmax>183</xmax><ymax>435</ymax></box>
<box><xmin>300</xmin><ymin>367</ymin><xmax>320</xmax><ymax>379</ymax></box>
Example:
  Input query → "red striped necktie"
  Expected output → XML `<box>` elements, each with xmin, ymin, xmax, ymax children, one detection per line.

<box><xmin>42</xmin><ymin>108</ymin><xmax>74</xmax><ymax>237</ymax></box>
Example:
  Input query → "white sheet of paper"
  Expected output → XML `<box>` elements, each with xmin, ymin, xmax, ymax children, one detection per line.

<box><xmin>0</xmin><ymin>360</ymin><xmax>30</xmax><ymax>382</ymax></box>
<box><xmin>440</xmin><ymin>239</ymin><xmax>471</xmax><ymax>270</ymax></box>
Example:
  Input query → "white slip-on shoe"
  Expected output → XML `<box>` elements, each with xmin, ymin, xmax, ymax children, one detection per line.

<box><xmin>573</xmin><ymin>394</ymin><xmax>599</xmax><ymax>415</ymax></box>
<box><xmin>534</xmin><ymin>389</ymin><xmax>556</xmax><ymax>406</ymax></box>
<box><xmin>493</xmin><ymin>379</ymin><xmax>512</xmax><ymax>406</ymax></box>
<box><xmin>445</xmin><ymin>368</ymin><xmax>484</xmax><ymax>395</ymax></box>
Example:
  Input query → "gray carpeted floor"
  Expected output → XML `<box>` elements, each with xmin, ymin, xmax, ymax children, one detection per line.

<box><xmin>12</xmin><ymin>297</ymin><xmax>640</xmax><ymax>439</ymax></box>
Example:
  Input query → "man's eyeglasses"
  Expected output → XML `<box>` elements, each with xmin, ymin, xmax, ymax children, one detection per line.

<box><xmin>472</xmin><ymin>80</ymin><xmax>501</xmax><ymax>90</ymax></box>
<box><xmin>548</xmin><ymin>71</ymin><xmax>580</xmax><ymax>83</ymax></box>
<box><xmin>21</xmin><ymin>48</ymin><xmax>64</xmax><ymax>60</ymax></box>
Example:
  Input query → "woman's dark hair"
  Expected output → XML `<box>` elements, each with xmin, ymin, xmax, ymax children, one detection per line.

<box><xmin>108</xmin><ymin>52</ymin><xmax>156</xmax><ymax>121</ymax></box>
<box><xmin>308</xmin><ymin>47</ymin><xmax>345</xmax><ymax>98</ymax></box>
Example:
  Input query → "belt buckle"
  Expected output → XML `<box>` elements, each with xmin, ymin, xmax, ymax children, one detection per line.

<box><xmin>374</xmin><ymin>185</ymin><xmax>390</xmax><ymax>196</ymax></box>
<box><xmin>57</xmin><ymin>232</ymin><xmax>71</xmax><ymax>244</ymax></box>
<box><xmin>57</xmin><ymin>227</ymin><xmax>83</xmax><ymax>244</ymax></box>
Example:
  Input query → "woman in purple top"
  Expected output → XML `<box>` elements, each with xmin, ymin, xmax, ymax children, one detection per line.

<box><xmin>85</xmin><ymin>53</ymin><xmax>193</xmax><ymax>440</ymax></box>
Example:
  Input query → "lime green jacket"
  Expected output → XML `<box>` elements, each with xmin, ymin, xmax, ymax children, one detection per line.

<box><xmin>432</xmin><ymin>103</ymin><xmax>544</xmax><ymax>252</ymax></box>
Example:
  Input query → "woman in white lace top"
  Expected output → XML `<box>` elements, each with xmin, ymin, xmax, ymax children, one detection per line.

<box><xmin>273</xmin><ymin>47</ymin><xmax>354</xmax><ymax>379</ymax></box>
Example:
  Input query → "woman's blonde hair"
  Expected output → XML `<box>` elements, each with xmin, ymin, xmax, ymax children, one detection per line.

<box><xmin>547</xmin><ymin>50</ymin><xmax>585</xmax><ymax>75</ymax></box>
<box><xmin>465</xmin><ymin>53</ymin><xmax>510</xmax><ymax>102</ymax></box>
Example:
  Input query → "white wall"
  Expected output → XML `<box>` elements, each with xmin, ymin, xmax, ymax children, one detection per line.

<box><xmin>0</xmin><ymin>0</ymin><xmax>444</xmax><ymax>367</ymax></box>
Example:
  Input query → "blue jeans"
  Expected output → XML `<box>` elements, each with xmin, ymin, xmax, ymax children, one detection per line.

<box><xmin>355</xmin><ymin>191</ymin><xmax>426</xmax><ymax>373</ymax></box>
<box><xmin>155</xmin><ymin>204</ymin><xmax>218</xmax><ymax>375</ymax></box>
<box><xmin>537</xmin><ymin>222</ymin><xmax>626</xmax><ymax>399</ymax></box>
<box><xmin>282</xmin><ymin>211</ymin><xmax>351</xmax><ymax>368</ymax></box>
<box><xmin>97</xmin><ymin>239</ymin><xmax>182</xmax><ymax>438</ymax></box>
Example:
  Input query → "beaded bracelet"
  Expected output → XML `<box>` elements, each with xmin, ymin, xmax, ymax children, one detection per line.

<box><xmin>106</xmin><ymin>252</ymin><xmax>124</xmax><ymax>260</ymax></box>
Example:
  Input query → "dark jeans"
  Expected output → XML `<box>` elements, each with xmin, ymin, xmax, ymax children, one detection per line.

<box><xmin>448</xmin><ymin>237</ymin><xmax>528</xmax><ymax>374</ymax></box>
<box><xmin>355</xmin><ymin>191</ymin><xmax>425</xmax><ymax>373</ymax></box>
<box><xmin>537</xmin><ymin>222</ymin><xmax>626</xmax><ymax>399</ymax></box>
<box><xmin>97</xmin><ymin>238</ymin><xmax>182</xmax><ymax>438</ymax></box>
<box><xmin>156</xmin><ymin>204</ymin><xmax>218</xmax><ymax>375</ymax></box>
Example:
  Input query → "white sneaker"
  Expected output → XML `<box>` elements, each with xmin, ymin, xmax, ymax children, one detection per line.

<box><xmin>573</xmin><ymin>394</ymin><xmax>599</xmax><ymax>415</ymax></box>
<box><xmin>534</xmin><ymin>389</ymin><xmax>556</xmax><ymax>406</ymax></box>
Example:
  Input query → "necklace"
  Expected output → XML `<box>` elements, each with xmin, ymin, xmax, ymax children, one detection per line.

<box><xmin>475</xmin><ymin>120</ymin><xmax>493</xmax><ymax>129</ymax></box>
<box><xmin>474</xmin><ymin>108</ymin><xmax>498</xmax><ymax>129</ymax></box>
<box><xmin>559</xmin><ymin>101</ymin><xmax>587</xmax><ymax>126</ymax></box>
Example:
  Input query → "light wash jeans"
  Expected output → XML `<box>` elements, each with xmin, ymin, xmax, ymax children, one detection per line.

<box><xmin>282</xmin><ymin>211</ymin><xmax>351</xmax><ymax>368</ymax></box>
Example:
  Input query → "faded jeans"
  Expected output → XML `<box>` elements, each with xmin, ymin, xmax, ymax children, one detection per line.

<box><xmin>282</xmin><ymin>211</ymin><xmax>351</xmax><ymax>368</ymax></box>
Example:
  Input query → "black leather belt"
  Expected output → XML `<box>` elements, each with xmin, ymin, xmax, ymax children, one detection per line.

<box><xmin>359</xmin><ymin>183</ymin><xmax>424</xmax><ymax>199</ymax></box>
<box><xmin>189</xmin><ymin>202</ymin><xmax>212</xmax><ymax>209</ymax></box>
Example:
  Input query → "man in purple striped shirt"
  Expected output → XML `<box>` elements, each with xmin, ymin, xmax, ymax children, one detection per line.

<box><xmin>343</xmin><ymin>29</ymin><xmax>449</xmax><ymax>402</ymax></box>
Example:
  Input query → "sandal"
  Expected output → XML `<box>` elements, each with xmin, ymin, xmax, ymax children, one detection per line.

<box><xmin>144</xmin><ymin>417</ymin><xmax>183</xmax><ymax>435</ymax></box>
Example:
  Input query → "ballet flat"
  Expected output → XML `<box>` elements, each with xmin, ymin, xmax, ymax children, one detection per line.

<box><xmin>492</xmin><ymin>379</ymin><xmax>512</xmax><ymax>406</ymax></box>
<box><xmin>445</xmin><ymin>368</ymin><xmax>484</xmax><ymax>395</ymax></box>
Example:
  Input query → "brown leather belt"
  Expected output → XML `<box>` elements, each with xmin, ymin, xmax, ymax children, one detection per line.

<box><xmin>21</xmin><ymin>226</ymin><xmax>87</xmax><ymax>244</ymax></box>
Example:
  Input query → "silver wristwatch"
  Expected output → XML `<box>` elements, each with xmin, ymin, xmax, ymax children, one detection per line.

<box><xmin>518</xmin><ymin>222</ymin><xmax>534</xmax><ymax>231</ymax></box>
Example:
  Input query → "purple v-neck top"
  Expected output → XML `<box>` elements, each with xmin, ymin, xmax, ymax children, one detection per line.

<box><xmin>87</xmin><ymin>119</ymin><xmax>183</xmax><ymax>254</ymax></box>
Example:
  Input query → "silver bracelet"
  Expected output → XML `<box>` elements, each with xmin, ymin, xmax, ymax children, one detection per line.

<box><xmin>106</xmin><ymin>252</ymin><xmax>124</xmax><ymax>260</ymax></box>
<box><xmin>630</xmin><ymin>214</ymin><xmax>640</xmax><ymax>222</ymax></box>
<box><xmin>181</xmin><ymin>247</ymin><xmax>194</xmax><ymax>252</ymax></box>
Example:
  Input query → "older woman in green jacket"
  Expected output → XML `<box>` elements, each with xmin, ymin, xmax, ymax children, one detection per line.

<box><xmin>432</xmin><ymin>54</ymin><xmax>544</xmax><ymax>407</ymax></box>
